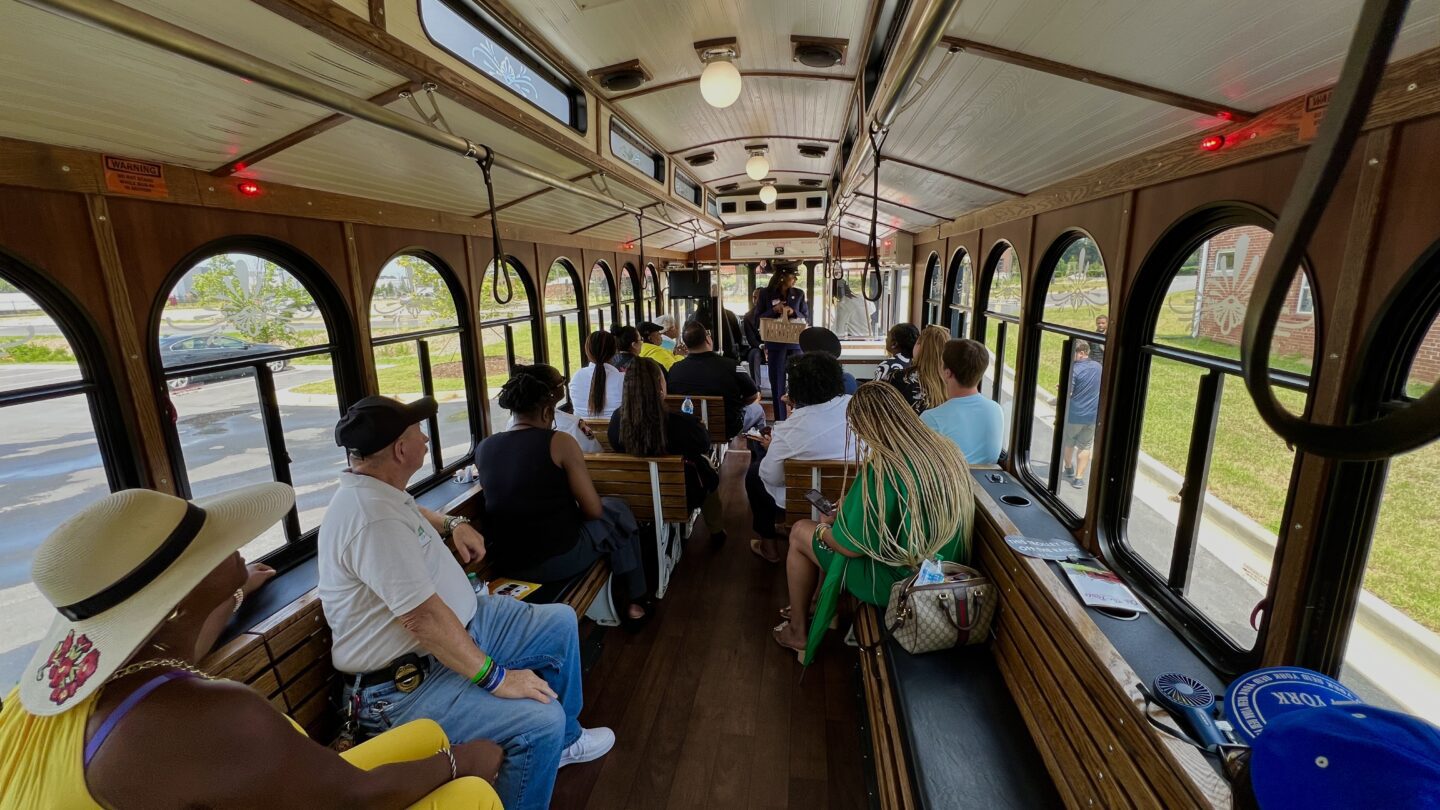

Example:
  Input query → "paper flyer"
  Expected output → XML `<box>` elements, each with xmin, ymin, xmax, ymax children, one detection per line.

<box><xmin>1058</xmin><ymin>562</ymin><xmax>1148</xmax><ymax>613</ymax></box>
<box><xmin>487</xmin><ymin>579</ymin><xmax>542</xmax><ymax>601</ymax></box>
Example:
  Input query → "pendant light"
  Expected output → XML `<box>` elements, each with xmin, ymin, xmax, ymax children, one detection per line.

<box><xmin>695</xmin><ymin>39</ymin><xmax>742</xmax><ymax>109</ymax></box>
<box><xmin>745</xmin><ymin>145</ymin><xmax>770</xmax><ymax>181</ymax></box>
<box><xmin>758</xmin><ymin>181</ymin><xmax>778</xmax><ymax>205</ymax></box>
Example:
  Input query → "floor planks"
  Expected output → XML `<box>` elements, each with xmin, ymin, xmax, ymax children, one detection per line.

<box><xmin>552</xmin><ymin>450</ymin><xmax>869</xmax><ymax>810</ymax></box>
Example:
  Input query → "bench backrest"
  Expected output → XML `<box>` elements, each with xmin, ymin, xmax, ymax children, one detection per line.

<box><xmin>782</xmin><ymin>459</ymin><xmax>854</xmax><ymax>526</ymax></box>
<box><xmin>582</xmin><ymin>418</ymin><xmax>614</xmax><ymax>452</ymax></box>
<box><xmin>584</xmin><ymin>452</ymin><xmax>690</xmax><ymax>524</ymax></box>
<box><xmin>664</xmin><ymin>395</ymin><xmax>728</xmax><ymax>444</ymax></box>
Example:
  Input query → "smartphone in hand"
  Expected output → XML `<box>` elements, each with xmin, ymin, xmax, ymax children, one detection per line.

<box><xmin>805</xmin><ymin>488</ymin><xmax>837</xmax><ymax>517</ymax></box>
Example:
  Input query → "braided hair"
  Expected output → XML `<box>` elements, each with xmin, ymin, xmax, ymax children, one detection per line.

<box><xmin>843</xmin><ymin>381</ymin><xmax>975</xmax><ymax>568</ymax></box>
<box><xmin>616</xmin><ymin>357</ymin><xmax>668</xmax><ymax>456</ymax></box>
<box><xmin>498</xmin><ymin>365</ymin><xmax>563</xmax><ymax>418</ymax></box>
<box><xmin>913</xmin><ymin>325</ymin><xmax>950</xmax><ymax>410</ymax></box>
<box><xmin>584</xmin><ymin>330</ymin><xmax>618</xmax><ymax>414</ymax></box>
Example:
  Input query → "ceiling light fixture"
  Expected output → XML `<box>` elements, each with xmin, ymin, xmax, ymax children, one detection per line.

<box><xmin>745</xmin><ymin>144</ymin><xmax>770</xmax><ymax>181</ymax></box>
<box><xmin>695</xmin><ymin>38</ymin><xmax>742</xmax><ymax>109</ymax></box>
<box><xmin>758</xmin><ymin>181</ymin><xmax>778</xmax><ymax>205</ymax></box>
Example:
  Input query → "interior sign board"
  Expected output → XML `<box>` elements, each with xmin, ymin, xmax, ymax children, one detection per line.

<box><xmin>730</xmin><ymin>238</ymin><xmax>824</xmax><ymax>259</ymax></box>
<box><xmin>1298</xmin><ymin>88</ymin><xmax>1332</xmax><ymax>143</ymax></box>
<box><xmin>103</xmin><ymin>155</ymin><xmax>169</xmax><ymax>199</ymax></box>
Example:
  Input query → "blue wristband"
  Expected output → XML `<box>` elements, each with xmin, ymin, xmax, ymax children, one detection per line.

<box><xmin>479</xmin><ymin>664</ymin><xmax>506</xmax><ymax>693</ymax></box>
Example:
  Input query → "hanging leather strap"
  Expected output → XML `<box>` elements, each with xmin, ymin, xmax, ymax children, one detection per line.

<box><xmin>476</xmin><ymin>148</ymin><xmax>514</xmax><ymax>306</ymax></box>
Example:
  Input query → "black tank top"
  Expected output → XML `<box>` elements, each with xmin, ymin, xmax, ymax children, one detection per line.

<box><xmin>475</xmin><ymin>428</ymin><xmax>583</xmax><ymax>571</ymax></box>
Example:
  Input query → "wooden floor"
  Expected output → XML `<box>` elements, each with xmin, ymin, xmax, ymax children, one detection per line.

<box><xmin>552</xmin><ymin>449</ymin><xmax>870</xmax><ymax>810</ymax></box>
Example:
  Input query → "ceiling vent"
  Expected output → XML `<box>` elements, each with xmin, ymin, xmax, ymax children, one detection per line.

<box><xmin>717</xmin><ymin>182</ymin><xmax>739</xmax><ymax>192</ymax></box>
<box><xmin>588</xmin><ymin>59</ymin><xmax>652</xmax><ymax>93</ymax></box>
<box><xmin>791</xmin><ymin>35</ymin><xmax>848</xmax><ymax>69</ymax></box>
<box><xmin>798</xmin><ymin>178</ymin><xmax>824</xmax><ymax>187</ymax></box>
<box><xmin>685</xmin><ymin>151</ymin><xmax>716</xmax><ymax>167</ymax></box>
<box><xmin>797</xmin><ymin>143</ymin><xmax>829</xmax><ymax>159</ymax></box>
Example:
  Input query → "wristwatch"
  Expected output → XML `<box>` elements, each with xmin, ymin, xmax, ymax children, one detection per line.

<box><xmin>441</xmin><ymin>515</ymin><xmax>471</xmax><ymax>539</ymax></box>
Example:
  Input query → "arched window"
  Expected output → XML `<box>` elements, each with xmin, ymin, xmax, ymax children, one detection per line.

<box><xmin>646</xmin><ymin>263</ymin><xmax>662</xmax><ymax>322</ymax></box>
<box><xmin>945</xmin><ymin>248</ymin><xmax>973</xmax><ymax>338</ymax></box>
<box><xmin>620</xmin><ymin>263</ymin><xmax>641</xmax><ymax>325</ymax></box>
<box><xmin>369</xmin><ymin>253</ymin><xmax>478</xmax><ymax>487</ymax></box>
<box><xmin>156</xmin><ymin>244</ymin><xmax>358</xmax><ymax>564</ymax></box>
<box><xmin>587</xmin><ymin>261</ymin><xmax>617</xmax><ymax>333</ymax></box>
<box><xmin>1020</xmin><ymin>234</ymin><xmax>1109</xmax><ymax>521</ymax></box>
<box><xmin>1334</xmin><ymin>240</ymin><xmax>1440</xmax><ymax>724</ymax></box>
<box><xmin>921</xmin><ymin>252</ymin><xmax>942</xmax><ymax>326</ymax></box>
<box><xmin>478</xmin><ymin>257</ymin><xmax>538</xmax><ymax>431</ymax></box>
<box><xmin>0</xmin><ymin>253</ymin><xmax>139</xmax><ymax>693</ymax></box>
<box><xmin>1110</xmin><ymin>215</ymin><xmax>1316</xmax><ymax>667</ymax></box>
<box><xmin>976</xmin><ymin>243</ymin><xmax>1023</xmax><ymax>453</ymax></box>
<box><xmin>544</xmin><ymin>260</ymin><xmax>584</xmax><ymax>383</ymax></box>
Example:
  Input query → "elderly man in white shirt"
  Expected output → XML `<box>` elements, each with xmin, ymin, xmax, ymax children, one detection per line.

<box><xmin>746</xmin><ymin>352</ymin><xmax>858</xmax><ymax>563</ymax></box>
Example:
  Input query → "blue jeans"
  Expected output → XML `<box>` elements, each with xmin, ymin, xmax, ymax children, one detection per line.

<box><xmin>347</xmin><ymin>596</ymin><xmax>583</xmax><ymax>810</ymax></box>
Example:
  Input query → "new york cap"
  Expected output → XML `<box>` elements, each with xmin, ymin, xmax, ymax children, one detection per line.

<box><xmin>334</xmin><ymin>395</ymin><xmax>437</xmax><ymax>456</ymax></box>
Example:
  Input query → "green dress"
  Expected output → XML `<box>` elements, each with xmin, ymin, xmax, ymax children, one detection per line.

<box><xmin>803</xmin><ymin>465</ymin><xmax>969</xmax><ymax>664</ymax></box>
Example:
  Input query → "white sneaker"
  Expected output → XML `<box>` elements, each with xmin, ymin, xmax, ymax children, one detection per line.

<box><xmin>558</xmin><ymin>726</ymin><xmax>615</xmax><ymax>767</ymax></box>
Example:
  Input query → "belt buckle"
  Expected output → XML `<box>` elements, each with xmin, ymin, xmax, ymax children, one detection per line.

<box><xmin>394</xmin><ymin>662</ymin><xmax>423</xmax><ymax>693</ymax></box>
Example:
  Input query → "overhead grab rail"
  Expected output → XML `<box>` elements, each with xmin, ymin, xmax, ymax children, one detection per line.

<box><xmin>1240</xmin><ymin>0</ymin><xmax>1426</xmax><ymax>460</ymax></box>
<box><xmin>22</xmin><ymin>0</ymin><xmax>717</xmax><ymax>247</ymax></box>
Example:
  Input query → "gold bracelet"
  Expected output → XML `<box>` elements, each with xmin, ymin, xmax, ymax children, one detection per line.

<box><xmin>231</xmin><ymin>588</ymin><xmax>245</xmax><ymax>614</ymax></box>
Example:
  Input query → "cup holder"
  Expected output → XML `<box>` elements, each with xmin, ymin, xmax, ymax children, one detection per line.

<box><xmin>1000</xmin><ymin>494</ymin><xmax>1032</xmax><ymax>507</ymax></box>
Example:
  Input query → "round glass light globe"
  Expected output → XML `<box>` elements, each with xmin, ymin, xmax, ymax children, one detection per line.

<box><xmin>758</xmin><ymin>184</ymin><xmax>778</xmax><ymax>205</ymax></box>
<box><xmin>700</xmin><ymin>60</ymin><xmax>742</xmax><ymax>108</ymax></box>
<box><xmin>745</xmin><ymin>154</ymin><xmax>770</xmax><ymax>181</ymax></box>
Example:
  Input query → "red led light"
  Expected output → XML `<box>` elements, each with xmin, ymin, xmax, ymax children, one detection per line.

<box><xmin>1199</xmin><ymin>134</ymin><xmax>1226</xmax><ymax>152</ymax></box>
<box><xmin>1216</xmin><ymin>110</ymin><xmax>1234</xmax><ymax>122</ymax></box>
<box><xmin>237</xmin><ymin>180</ymin><xmax>263</xmax><ymax>197</ymax></box>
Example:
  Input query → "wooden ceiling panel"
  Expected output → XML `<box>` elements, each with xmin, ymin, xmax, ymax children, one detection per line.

<box><xmin>856</xmin><ymin>161</ymin><xmax>1016</xmax><ymax>224</ymax></box>
<box><xmin>945</xmin><ymin>0</ymin><xmax>1440</xmax><ymax>113</ymax></box>
<box><xmin>617</xmin><ymin>76</ymin><xmax>852</xmax><ymax>156</ymax></box>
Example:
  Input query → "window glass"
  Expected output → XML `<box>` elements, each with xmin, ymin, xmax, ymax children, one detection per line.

<box><xmin>160</xmin><ymin>252</ymin><xmax>340</xmax><ymax>557</ymax></box>
<box><xmin>369</xmin><ymin>255</ymin><xmax>475</xmax><ymax>483</ymax></box>
<box><xmin>987</xmin><ymin>246</ymin><xmax>1023</xmax><ymax>317</ymax></box>
<box><xmin>707</xmin><ymin>194</ymin><xmax>719</xmax><ymax>219</ymax></box>
<box><xmin>0</xmin><ymin>284</ymin><xmax>112</xmax><ymax>693</ymax></box>
<box><xmin>980</xmin><ymin>246</ymin><xmax>1022</xmax><ymax>453</ymax></box>
<box><xmin>544</xmin><ymin>262</ymin><xmax>584</xmax><ymax>384</ymax></box>
<box><xmin>478</xmin><ymin>259</ymin><xmax>536</xmax><ymax>431</ymax></box>
<box><xmin>1122</xmin><ymin>226</ymin><xmax>1314</xmax><ymax>651</ymax></box>
<box><xmin>946</xmin><ymin>250</ymin><xmax>973</xmax><ymax>337</ymax></box>
<box><xmin>922</xmin><ymin>254</ymin><xmax>942</xmax><ymax>326</ymax></box>
<box><xmin>611</xmin><ymin>120</ymin><xmax>663</xmax><ymax>181</ymax></box>
<box><xmin>588</xmin><ymin>263</ymin><xmax>614</xmax><ymax>334</ymax></box>
<box><xmin>674</xmin><ymin>171</ymin><xmax>702</xmax><ymax>206</ymax></box>
<box><xmin>619</xmin><ymin>265</ymin><xmax>639</xmax><ymax>325</ymax></box>
<box><xmin>1341</xmin><ymin>312</ymin><xmax>1440</xmax><ymax>724</ymax></box>
<box><xmin>417</xmin><ymin>0</ymin><xmax>578</xmax><ymax>129</ymax></box>
<box><xmin>646</xmin><ymin>265</ymin><xmax>662</xmax><ymax>322</ymax></box>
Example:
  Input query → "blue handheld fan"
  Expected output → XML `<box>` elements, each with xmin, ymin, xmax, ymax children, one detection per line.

<box><xmin>1151</xmin><ymin>672</ymin><xmax>1228</xmax><ymax>750</ymax></box>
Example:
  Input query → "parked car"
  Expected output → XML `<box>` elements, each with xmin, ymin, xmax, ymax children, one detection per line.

<box><xmin>159</xmin><ymin>335</ymin><xmax>289</xmax><ymax>390</ymax></box>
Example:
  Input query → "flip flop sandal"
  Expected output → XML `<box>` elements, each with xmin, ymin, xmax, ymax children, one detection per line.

<box><xmin>771</xmin><ymin>621</ymin><xmax>806</xmax><ymax>662</ymax></box>
<box><xmin>749</xmin><ymin>537</ymin><xmax>782</xmax><ymax>564</ymax></box>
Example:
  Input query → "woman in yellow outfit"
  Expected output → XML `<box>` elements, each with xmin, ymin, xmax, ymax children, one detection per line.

<box><xmin>0</xmin><ymin>484</ymin><xmax>503</xmax><ymax>810</ymax></box>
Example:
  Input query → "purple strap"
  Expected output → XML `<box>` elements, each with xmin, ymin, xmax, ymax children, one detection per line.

<box><xmin>84</xmin><ymin>670</ymin><xmax>195</xmax><ymax>767</ymax></box>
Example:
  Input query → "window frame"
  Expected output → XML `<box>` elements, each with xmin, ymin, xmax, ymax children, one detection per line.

<box><xmin>944</xmin><ymin>247</ymin><xmax>973</xmax><ymax>338</ymax></box>
<box><xmin>542</xmin><ymin>259</ymin><xmax>585</xmax><ymax>384</ymax></box>
<box><xmin>368</xmin><ymin>250</ymin><xmax>482</xmax><ymax>487</ymax></box>
<box><xmin>1095</xmin><ymin>206</ymin><xmax>1319</xmax><ymax>676</ymax></box>
<box><xmin>610</xmin><ymin>118</ymin><xmax>664</xmax><ymax>184</ymax></box>
<box><xmin>587</xmin><ymin>260</ymin><xmax>618</xmax><ymax>335</ymax></box>
<box><xmin>673</xmin><ymin>169</ymin><xmax>703</xmax><ymax>207</ymax></box>
<box><xmin>416</xmin><ymin>0</ymin><xmax>587</xmax><ymax>132</ymax></box>
<box><xmin>1015</xmin><ymin>231</ymin><xmax>1109</xmax><ymax>527</ymax></box>
<box><xmin>974</xmin><ymin>241</ymin><xmax>1023</xmax><ymax>454</ymax></box>
<box><xmin>477</xmin><ymin>254</ymin><xmax>542</xmax><ymax>415</ymax></box>
<box><xmin>1296</xmin><ymin>276</ymin><xmax>1316</xmax><ymax>316</ymax></box>
<box><xmin>621</xmin><ymin>262</ymin><xmax>642</xmax><ymax>325</ymax></box>
<box><xmin>150</xmin><ymin>238</ymin><xmax>363</xmax><ymax>571</ymax></box>
<box><xmin>920</xmin><ymin>251</ymin><xmax>942</xmax><ymax>326</ymax></box>
<box><xmin>646</xmin><ymin>263</ymin><xmax>663</xmax><ymax>321</ymax></box>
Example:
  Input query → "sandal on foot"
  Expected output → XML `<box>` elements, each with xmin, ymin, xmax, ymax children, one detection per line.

<box><xmin>749</xmin><ymin>537</ymin><xmax>782</xmax><ymax>564</ymax></box>
<box><xmin>771</xmin><ymin>621</ymin><xmax>806</xmax><ymax>662</ymax></box>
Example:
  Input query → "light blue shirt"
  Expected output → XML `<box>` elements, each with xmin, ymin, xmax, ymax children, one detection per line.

<box><xmin>921</xmin><ymin>394</ymin><xmax>1004</xmax><ymax>466</ymax></box>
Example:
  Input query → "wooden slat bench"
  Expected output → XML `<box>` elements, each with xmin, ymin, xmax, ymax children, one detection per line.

<box><xmin>581</xmin><ymin>418</ymin><xmax>614</xmax><ymax>452</ymax></box>
<box><xmin>781</xmin><ymin>458</ymin><xmax>853</xmax><ymax>534</ymax></box>
<box><xmin>583</xmin><ymin>453</ymin><xmax>693</xmax><ymax>600</ymax></box>
<box><xmin>664</xmin><ymin>394</ymin><xmax>728</xmax><ymax>446</ymax></box>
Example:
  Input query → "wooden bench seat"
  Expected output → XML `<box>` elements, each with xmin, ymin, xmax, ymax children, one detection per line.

<box><xmin>583</xmin><ymin>453</ymin><xmax>694</xmax><ymax>600</ymax></box>
<box><xmin>664</xmin><ymin>394</ymin><xmax>728</xmax><ymax>446</ymax></box>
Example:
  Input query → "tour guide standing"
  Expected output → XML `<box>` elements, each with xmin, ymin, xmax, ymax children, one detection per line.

<box><xmin>318</xmin><ymin>395</ymin><xmax>614</xmax><ymax>810</ymax></box>
<box><xmin>753</xmin><ymin>265</ymin><xmax>809</xmax><ymax>420</ymax></box>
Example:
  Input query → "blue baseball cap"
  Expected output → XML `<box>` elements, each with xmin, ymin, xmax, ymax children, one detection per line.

<box><xmin>1249</xmin><ymin>704</ymin><xmax>1440</xmax><ymax>810</ymax></box>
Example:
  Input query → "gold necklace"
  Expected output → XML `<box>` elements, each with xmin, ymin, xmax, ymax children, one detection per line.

<box><xmin>107</xmin><ymin>658</ymin><xmax>215</xmax><ymax>683</ymax></box>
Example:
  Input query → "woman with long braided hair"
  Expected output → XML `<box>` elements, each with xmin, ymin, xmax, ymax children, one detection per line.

<box><xmin>885</xmin><ymin>324</ymin><xmax>949</xmax><ymax>414</ymax></box>
<box><xmin>771</xmin><ymin>381</ymin><xmax>976</xmax><ymax>663</ymax></box>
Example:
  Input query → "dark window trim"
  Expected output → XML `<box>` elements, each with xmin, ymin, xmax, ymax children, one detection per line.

<box><xmin>148</xmin><ymin>237</ymin><xmax>363</xmax><ymax>572</ymax></box>
<box><xmin>0</xmin><ymin>248</ymin><xmax>144</xmax><ymax>493</ymax></box>
<box><xmin>1094</xmin><ymin>204</ymin><xmax>1320</xmax><ymax>677</ymax></box>
<box><xmin>620</xmin><ymin>262</ymin><xmax>642</xmax><ymax>325</ymax></box>
<box><xmin>543</xmin><ymin>259</ymin><xmax>585</xmax><ymax>382</ymax></box>
<box><xmin>480</xmin><ymin>254</ymin><xmax>543</xmax><ymax>364</ymax></box>
<box><xmin>370</xmin><ymin>250</ymin><xmax>483</xmax><ymax>488</ymax></box>
<box><xmin>1297</xmin><ymin>236</ymin><xmax>1440</xmax><ymax>675</ymax></box>
<box><xmin>920</xmin><ymin>251</ymin><xmax>941</xmax><ymax>326</ymax></box>
<box><xmin>587</xmin><ymin>259</ymin><xmax>619</xmax><ymax>335</ymax></box>
<box><xmin>944</xmin><ymin>246</ymin><xmax>973</xmax><ymax>338</ymax></box>
<box><xmin>974</xmin><ymin>241</ymin><xmax>1023</xmax><ymax>431</ymax></box>
<box><xmin>673</xmin><ymin>168</ymin><xmax>703</xmax><ymax>207</ymax></box>
<box><xmin>1014</xmin><ymin>230</ymin><xmax>1107</xmax><ymax>528</ymax></box>
<box><xmin>609</xmin><ymin>118</ymin><xmax>665</xmax><ymax>184</ymax></box>
<box><xmin>416</xmin><ymin>0</ymin><xmax>587</xmax><ymax>133</ymax></box>
<box><xmin>647</xmin><ymin>263</ymin><xmax>663</xmax><ymax>321</ymax></box>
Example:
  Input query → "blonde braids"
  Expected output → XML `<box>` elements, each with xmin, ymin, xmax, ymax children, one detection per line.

<box><xmin>914</xmin><ymin>325</ymin><xmax>950</xmax><ymax>410</ymax></box>
<box><xmin>844</xmin><ymin>381</ymin><xmax>975</xmax><ymax>568</ymax></box>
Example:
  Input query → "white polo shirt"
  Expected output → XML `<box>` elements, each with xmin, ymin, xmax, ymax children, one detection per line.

<box><xmin>318</xmin><ymin>472</ymin><xmax>479</xmax><ymax>674</ymax></box>
<box><xmin>759</xmin><ymin>394</ymin><xmax>858</xmax><ymax>506</ymax></box>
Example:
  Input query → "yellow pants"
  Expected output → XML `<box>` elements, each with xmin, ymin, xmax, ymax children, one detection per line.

<box><xmin>339</xmin><ymin>719</ymin><xmax>503</xmax><ymax>810</ymax></box>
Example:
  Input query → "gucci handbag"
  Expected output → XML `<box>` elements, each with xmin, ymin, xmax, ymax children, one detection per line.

<box><xmin>884</xmin><ymin>562</ymin><xmax>997</xmax><ymax>654</ymax></box>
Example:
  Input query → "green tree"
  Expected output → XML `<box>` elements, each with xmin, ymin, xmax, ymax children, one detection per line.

<box><xmin>189</xmin><ymin>256</ymin><xmax>312</xmax><ymax>346</ymax></box>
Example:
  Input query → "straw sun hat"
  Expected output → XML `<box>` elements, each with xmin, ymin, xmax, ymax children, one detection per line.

<box><xmin>19</xmin><ymin>483</ymin><xmax>294</xmax><ymax>715</ymax></box>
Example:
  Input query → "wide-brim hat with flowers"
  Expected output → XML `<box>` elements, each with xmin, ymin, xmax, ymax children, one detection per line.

<box><xmin>19</xmin><ymin>483</ymin><xmax>293</xmax><ymax>715</ymax></box>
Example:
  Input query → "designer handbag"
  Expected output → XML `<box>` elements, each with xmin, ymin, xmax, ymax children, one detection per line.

<box><xmin>884</xmin><ymin>561</ymin><xmax>996</xmax><ymax>654</ymax></box>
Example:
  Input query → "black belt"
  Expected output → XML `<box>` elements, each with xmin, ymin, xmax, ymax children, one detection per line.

<box><xmin>354</xmin><ymin>652</ymin><xmax>430</xmax><ymax>691</ymax></box>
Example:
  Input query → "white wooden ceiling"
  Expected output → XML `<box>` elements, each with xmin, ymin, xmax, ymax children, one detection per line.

<box><xmin>1</xmin><ymin>0</ymin><xmax>1436</xmax><ymax>244</ymax></box>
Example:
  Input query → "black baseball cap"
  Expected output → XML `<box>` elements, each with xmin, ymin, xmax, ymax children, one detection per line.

<box><xmin>639</xmin><ymin>321</ymin><xmax>664</xmax><ymax>338</ymax></box>
<box><xmin>799</xmin><ymin>326</ymin><xmax>843</xmax><ymax>357</ymax></box>
<box><xmin>335</xmin><ymin>395</ymin><xmax>437</xmax><ymax>456</ymax></box>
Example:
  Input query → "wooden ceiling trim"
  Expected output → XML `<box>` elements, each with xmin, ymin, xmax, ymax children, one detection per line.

<box><xmin>673</xmin><ymin>134</ymin><xmax>842</xmax><ymax>155</ymax></box>
<box><xmin>606</xmin><ymin>70</ymin><xmax>856</xmax><ymax>103</ymax></box>
<box><xmin>881</xmin><ymin>155</ymin><xmax>1023</xmax><ymax>197</ymax></box>
<box><xmin>368</xmin><ymin>0</ymin><xmax>385</xmax><ymax>28</ymax></box>
<box><xmin>924</xmin><ymin>44</ymin><xmax>1440</xmax><ymax>243</ymax></box>
<box><xmin>939</xmin><ymin>36</ymin><xmax>1254</xmax><ymax>122</ymax></box>
<box><xmin>210</xmin><ymin>80</ymin><xmax>424</xmax><ymax>177</ymax></box>
<box><xmin>854</xmin><ymin>191</ymin><xmax>948</xmax><ymax>220</ymax></box>
<box><xmin>475</xmin><ymin>170</ymin><xmax>597</xmax><ymax>219</ymax></box>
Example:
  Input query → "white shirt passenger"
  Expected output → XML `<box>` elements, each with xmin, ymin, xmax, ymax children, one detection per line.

<box><xmin>568</xmin><ymin>362</ymin><xmax>624</xmax><ymax>419</ymax></box>
<box><xmin>318</xmin><ymin>471</ymin><xmax>479</xmax><ymax>674</ymax></box>
<box><xmin>759</xmin><ymin>394</ymin><xmax>857</xmax><ymax>506</ymax></box>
